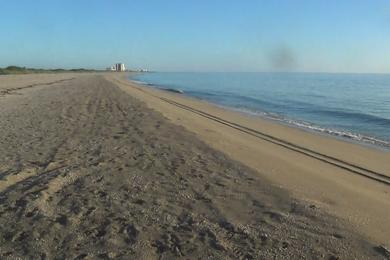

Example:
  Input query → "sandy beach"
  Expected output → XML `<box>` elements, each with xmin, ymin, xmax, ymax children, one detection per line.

<box><xmin>0</xmin><ymin>73</ymin><xmax>388</xmax><ymax>259</ymax></box>
<box><xmin>109</xmin><ymin>73</ymin><xmax>390</xmax><ymax>244</ymax></box>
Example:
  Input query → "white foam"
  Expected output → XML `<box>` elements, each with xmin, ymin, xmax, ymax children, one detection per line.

<box><xmin>218</xmin><ymin>105</ymin><xmax>390</xmax><ymax>149</ymax></box>
<box><xmin>131</xmin><ymin>80</ymin><xmax>149</xmax><ymax>85</ymax></box>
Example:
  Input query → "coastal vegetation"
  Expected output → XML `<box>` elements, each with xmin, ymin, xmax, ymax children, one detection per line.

<box><xmin>0</xmin><ymin>66</ymin><xmax>97</xmax><ymax>75</ymax></box>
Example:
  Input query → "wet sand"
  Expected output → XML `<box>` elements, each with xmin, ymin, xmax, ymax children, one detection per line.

<box><xmin>0</xmin><ymin>73</ymin><xmax>387</xmax><ymax>259</ymax></box>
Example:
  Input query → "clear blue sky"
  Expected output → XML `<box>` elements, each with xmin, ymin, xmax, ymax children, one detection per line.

<box><xmin>1</xmin><ymin>0</ymin><xmax>389</xmax><ymax>73</ymax></box>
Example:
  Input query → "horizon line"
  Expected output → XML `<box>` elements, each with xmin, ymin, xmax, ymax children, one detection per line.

<box><xmin>2</xmin><ymin>65</ymin><xmax>390</xmax><ymax>75</ymax></box>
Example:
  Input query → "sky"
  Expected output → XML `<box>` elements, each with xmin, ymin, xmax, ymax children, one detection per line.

<box><xmin>0</xmin><ymin>0</ymin><xmax>390</xmax><ymax>73</ymax></box>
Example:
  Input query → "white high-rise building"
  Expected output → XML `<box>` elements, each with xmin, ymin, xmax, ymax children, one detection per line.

<box><xmin>115</xmin><ymin>63</ymin><xmax>126</xmax><ymax>72</ymax></box>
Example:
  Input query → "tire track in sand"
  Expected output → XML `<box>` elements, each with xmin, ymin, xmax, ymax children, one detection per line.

<box><xmin>0</xmin><ymin>168</ymin><xmax>38</xmax><ymax>193</ymax></box>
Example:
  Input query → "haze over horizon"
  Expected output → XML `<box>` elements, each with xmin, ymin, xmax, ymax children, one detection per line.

<box><xmin>1</xmin><ymin>1</ymin><xmax>390</xmax><ymax>73</ymax></box>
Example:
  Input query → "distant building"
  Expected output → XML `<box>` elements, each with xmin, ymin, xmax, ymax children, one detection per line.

<box><xmin>115</xmin><ymin>63</ymin><xmax>126</xmax><ymax>72</ymax></box>
<box><xmin>107</xmin><ymin>63</ymin><xmax>126</xmax><ymax>72</ymax></box>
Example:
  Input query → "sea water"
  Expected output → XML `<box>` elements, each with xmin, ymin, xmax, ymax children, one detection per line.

<box><xmin>130</xmin><ymin>72</ymin><xmax>390</xmax><ymax>150</ymax></box>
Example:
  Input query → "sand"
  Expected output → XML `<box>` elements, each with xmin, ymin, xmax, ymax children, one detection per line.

<box><xmin>0</xmin><ymin>73</ymin><xmax>388</xmax><ymax>259</ymax></box>
<box><xmin>108</xmin><ymin>73</ymin><xmax>390</xmax><ymax>245</ymax></box>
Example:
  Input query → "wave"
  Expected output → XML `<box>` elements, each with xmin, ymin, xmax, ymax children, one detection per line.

<box><xmin>186</xmin><ymin>90</ymin><xmax>220</xmax><ymax>97</ymax></box>
<box><xmin>130</xmin><ymin>80</ymin><xmax>156</xmax><ymax>87</ymax></box>
<box><xmin>131</xmin><ymin>80</ymin><xmax>149</xmax><ymax>85</ymax></box>
<box><xmin>282</xmin><ymin>118</ymin><xmax>390</xmax><ymax>148</ymax></box>
<box><xmin>187</xmin><ymin>90</ymin><xmax>283</xmax><ymax>110</ymax></box>
<box><xmin>159</xmin><ymin>88</ymin><xmax>184</xmax><ymax>94</ymax></box>
<box><xmin>218</xmin><ymin>106</ymin><xmax>390</xmax><ymax>149</ymax></box>
<box><xmin>310</xmin><ymin>109</ymin><xmax>390</xmax><ymax>125</ymax></box>
<box><xmin>131</xmin><ymin>79</ymin><xmax>183</xmax><ymax>94</ymax></box>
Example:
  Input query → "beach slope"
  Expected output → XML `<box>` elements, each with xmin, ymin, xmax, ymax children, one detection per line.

<box><xmin>108</xmin><ymin>74</ymin><xmax>390</xmax><ymax>246</ymax></box>
<box><xmin>0</xmin><ymin>73</ymin><xmax>385</xmax><ymax>259</ymax></box>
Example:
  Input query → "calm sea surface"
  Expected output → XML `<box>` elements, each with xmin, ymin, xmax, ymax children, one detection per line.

<box><xmin>130</xmin><ymin>72</ymin><xmax>390</xmax><ymax>149</ymax></box>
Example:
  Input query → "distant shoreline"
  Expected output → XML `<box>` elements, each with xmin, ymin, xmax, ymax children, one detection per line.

<box><xmin>0</xmin><ymin>66</ymin><xmax>152</xmax><ymax>75</ymax></box>
<box><xmin>0</xmin><ymin>66</ymin><xmax>101</xmax><ymax>75</ymax></box>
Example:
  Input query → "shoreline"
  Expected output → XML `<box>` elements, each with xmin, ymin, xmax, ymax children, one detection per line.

<box><xmin>215</xmin><ymin>103</ymin><xmax>390</xmax><ymax>153</ymax></box>
<box><xmin>118</xmin><ymin>74</ymin><xmax>390</xmax><ymax>174</ymax></box>
<box><xmin>129</xmin><ymin>76</ymin><xmax>390</xmax><ymax>152</ymax></box>
<box><xmin>108</xmin><ymin>73</ymin><xmax>390</xmax><ymax>245</ymax></box>
<box><xmin>2</xmin><ymin>73</ymin><xmax>385</xmax><ymax>258</ymax></box>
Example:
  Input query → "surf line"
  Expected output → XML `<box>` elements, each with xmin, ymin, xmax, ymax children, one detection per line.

<box><xmin>117</xmin><ymin>77</ymin><xmax>390</xmax><ymax>186</ymax></box>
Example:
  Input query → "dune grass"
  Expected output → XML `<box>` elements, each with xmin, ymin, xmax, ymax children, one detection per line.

<box><xmin>0</xmin><ymin>66</ymin><xmax>98</xmax><ymax>75</ymax></box>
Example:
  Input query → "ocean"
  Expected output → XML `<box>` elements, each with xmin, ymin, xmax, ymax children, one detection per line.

<box><xmin>130</xmin><ymin>72</ymin><xmax>390</xmax><ymax>150</ymax></box>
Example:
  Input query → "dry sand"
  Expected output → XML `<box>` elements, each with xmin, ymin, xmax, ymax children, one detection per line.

<box><xmin>0</xmin><ymin>73</ymin><xmax>388</xmax><ymax>259</ymax></box>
